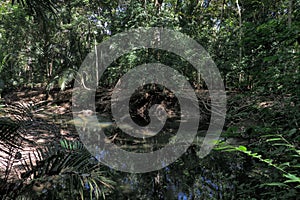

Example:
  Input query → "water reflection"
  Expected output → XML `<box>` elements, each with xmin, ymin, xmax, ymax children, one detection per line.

<box><xmin>70</xmin><ymin>113</ymin><xmax>235</xmax><ymax>199</ymax></box>
<box><xmin>90</xmin><ymin>142</ymin><xmax>235</xmax><ymax>199</ymax></box>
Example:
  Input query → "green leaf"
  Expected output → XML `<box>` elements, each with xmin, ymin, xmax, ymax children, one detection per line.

<box><xmin>254</xmin><ymin>155</ymin><xmax>262</xmax><ymax>159</ymax></box>
<box><xmin>237</xmin><ymin>146</ymin><xmax>247</xmax><ymax>151</ymax></box>
<box><xmin>284</xmin><ymin>179</ymin><xmax>300</xmax><ymax>183</ymax></box>
<box><xmin>283</xmin><ymin>173</ymin><xmax>300</xmax><ymax>183</ymax></box>
<box><xmin>288</xmin><ymin>128</ymin><xmax>297</xmax><ymax>136</ymax></box>
<box><xmin>263</xmin><ymin>159</ymin><xmax>273</xmax><ymax>163</ymax></box>
<box><xmin>262</xmin><ymin>182</ymin><xmax>288</xmax><ymax>187</ymax></box>
<box><xmin>272</xmin><ymin>143</ymin><xmax>293</xmax><ymax>147</ymax></box>
<box><xmin>279</xmin><ymin>162</ymin><xmax>290</xmax><ymax>168</ymax></box>
<box><xmin>266</xmin><ymin>138</ymin><xmax>282</xmax><ymax>142</ymax></box>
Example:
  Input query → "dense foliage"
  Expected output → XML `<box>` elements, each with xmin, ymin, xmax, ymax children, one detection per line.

<box><xmin>0</xmin><ymin>0</ymin><xmax>299</xmax><ymax>199</ymax></box>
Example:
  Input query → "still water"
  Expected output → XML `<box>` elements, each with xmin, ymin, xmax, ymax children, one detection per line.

<box><xmin>68</xmin><ymin>114</ymin><xmax>238</xmax><ymax>200</ymax></box>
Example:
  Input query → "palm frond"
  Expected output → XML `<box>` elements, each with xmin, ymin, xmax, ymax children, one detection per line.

<box><xmin>19</xmin><ymin>139</ymin><xmax>114</xmax><ymax>199</ymax></box>
<box><xmin>0</xmin><ymin>103</ymin><xmax>114</xmax><ymax>199</ymax></box>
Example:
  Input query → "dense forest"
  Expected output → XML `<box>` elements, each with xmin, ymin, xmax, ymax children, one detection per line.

<box><xmin>0</xmin><ymin>0</ymin><xmax>299</xmax><ymax>199</ymax></box>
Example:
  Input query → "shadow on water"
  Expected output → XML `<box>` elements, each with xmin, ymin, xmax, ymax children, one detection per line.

<box><xmin>80</xmin><ymin>117</ymin><xmax>238</xmax><ymax>200</ymax></box>
<box><xmin>92</xmin><ymin>140</ymin><xmax>237</xmax><ymax>199</ymax></box>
